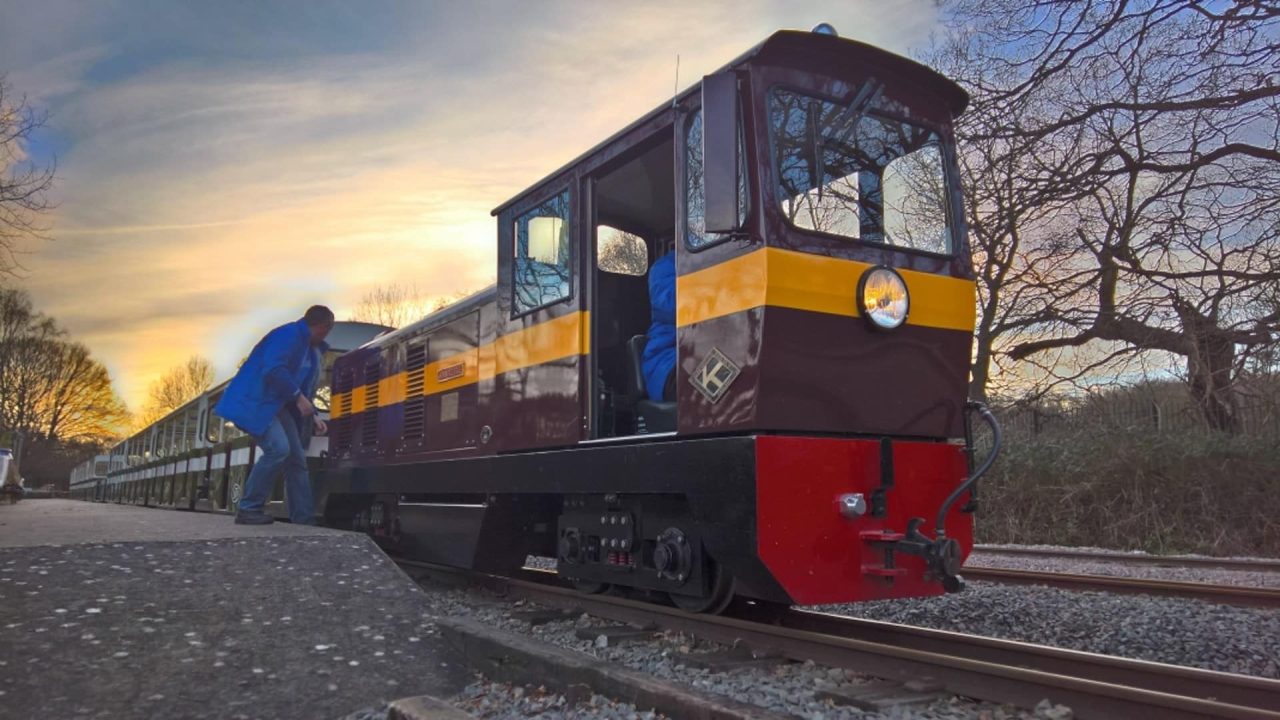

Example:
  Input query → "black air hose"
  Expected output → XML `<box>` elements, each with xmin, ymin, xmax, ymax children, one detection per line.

<box><xmin>935</xmin><ymin>402</ymin><xmax>1001</xmax><ymax>538</ymax></box>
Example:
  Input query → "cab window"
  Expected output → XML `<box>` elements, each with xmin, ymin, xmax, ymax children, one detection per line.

<box><xmin>513</xmin><ymin>188</ymin><xmax>573</xmax><ymax>314</ymax></box>
<box><xmin>596</xmin><ymin>225</ymin><xmax>647</xmax><ymax>276</ymax></box>
<box><xmin>770</xmin><ymin>86</ymin><xmax>952</xmax><ymax>254</ymax></box>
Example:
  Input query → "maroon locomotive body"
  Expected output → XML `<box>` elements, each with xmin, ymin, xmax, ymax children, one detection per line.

<box><xmin>323</xmin><ymin>28</ymin><xmax>992</xmax><ymax>611</ymax></box>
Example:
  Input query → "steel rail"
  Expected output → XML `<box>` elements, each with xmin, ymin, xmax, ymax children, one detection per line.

<box><xmin>972</xmin><ymin>545</ymin><xmax>1280</xmax><ymax>573</ymax></box>
<box><xmin>398</xmin><ymin>560</ymin><xmax>1280</xmax><ymax>720</ymax></box>
<box><xmin>961</xmin><ymin>566</ymin><xmax>1280</xmax><ymax>608</ymax></box>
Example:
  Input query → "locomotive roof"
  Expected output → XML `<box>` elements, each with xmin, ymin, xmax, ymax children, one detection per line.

<box><xmin>491</xmin><ymin>29</ymin><xmax>968</xmax><ymax>217</ymax></box>
<box><xmin>325</xmin><ymin>321</ymin><xmax>394</xmax><ymax>352</ymax></box>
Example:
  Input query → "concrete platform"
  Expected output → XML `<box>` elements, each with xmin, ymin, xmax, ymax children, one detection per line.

<box><xmin>0</xmin><ymin>500</ymin><xmax>469</xmax><ymax>719</ymax></box>
<box><xmin>0</xmin><ymin>499</ymin><xmax>338</xmax><ymax>548</ymax></box>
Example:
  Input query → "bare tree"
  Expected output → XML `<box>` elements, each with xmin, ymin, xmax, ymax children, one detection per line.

<box><xmin>136</xmin><ymin>355</ymin><xmax>215</xmax><ymax>428</ymax></box>
<box><xmin>430</xmin><ymin>288</ymin><xmax>477</xmax><ymax>312</ymax></box>
<box><xmin>0</xmin><ymin>288</ymin><xmax>129</xmax><ymax>458</ymax></box>
<box><xmin>0</xmin><ymin>287</ymin><xmax>57</xmax><ymax>435</ymax></box>
<box><xmin>0</xmin><ymin>76</ymin><xmax>56</xmax><ymax>278</ymax></box>
<box><xmin>349</xmin><ymin>283</ymin><xmax>478</xmax><ymax>328</ymax></box>
<box><xmin>936</xmin><ymin>1</ymin><xmax>1280</xmax><ymax>430</ymax></box>
<box><xmin>350</xmin><ymin>283</ymin><xmax>432</xmax><ymax>329</ymax></box>
<box><xmin>597</xmin><ymin>228</ymin><xmax>648</xmax><ymax>276</ymax></box>
<box><xmin>922</xmin><ymin>20</ymin><xmax>1085</xmax><ymax>401</ymax></box>
<box><xmin>38</xmin><ymin>341</ymin><xmax>132</xmax><ymax>444</ymax></box>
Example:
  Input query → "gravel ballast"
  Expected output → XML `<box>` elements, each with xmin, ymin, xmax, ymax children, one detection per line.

<box><xmin>346</xmin><ymin>548</ymin><xmax>1280</xmax><ymax>718</ymax></box>
<box><xmin>343</xmin><ymin>681</ymin><xmax>663</xmax><ymax>720</ymax></box>
<box><xmin>967</xmin><ymin>549</ymin><xmax>1280</xmax><ymax>588</ymax></box>
<box><xmin>407</xmin><ymin>582</ymin><xmax>1040</xmax><ymax>720</ymax></box>
<box><xmin>823</xmin><ymin>581</ymin><xmax>1280</xmax><ymax>679</ymax></box>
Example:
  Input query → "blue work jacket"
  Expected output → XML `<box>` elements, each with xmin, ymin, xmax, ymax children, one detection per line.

<box><xmin>214</xmin><ymin>319</ymin><xmax>327</xmax><ymax>438</ymax></box>
<box><xmin>642</xmin><ymin>253</ymin><xmax>677</xmax><ymax>402</ymax></box>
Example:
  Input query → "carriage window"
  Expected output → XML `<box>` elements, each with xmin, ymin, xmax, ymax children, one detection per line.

<box><xmin>685</xmin><ymin>110</ymin><xmax>747</xmax><ymax>250</ymax></box>
<box><xmin>770</xmin><ymin>86</ymin><xmax>951</xmax><ymax>254</ymax></box>
<box><xmin>596</xmin><ymin>225</ymin><xmax>647</xmax><ymax>276</ymax></box>
<box><xmin>513</xmin><ymin>188</ymin><xmax>573</xmax><ymax>314</ymax></box>
<box><xmin>203</xmin><ymin>406</ymin><xmax>220</xmax><ymax>444</ymax></box>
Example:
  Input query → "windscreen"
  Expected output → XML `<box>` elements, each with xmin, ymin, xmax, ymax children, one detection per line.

<box><xmin>770</xmin><ymin>85</ymin><xmax>952</xmax><ymax>254</ymax></box>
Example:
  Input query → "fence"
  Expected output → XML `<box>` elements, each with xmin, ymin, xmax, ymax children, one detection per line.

<box><xmin>992</xmin><ymin>382</ymin><xmax>1280</xmax><ymax>439</ymax></box>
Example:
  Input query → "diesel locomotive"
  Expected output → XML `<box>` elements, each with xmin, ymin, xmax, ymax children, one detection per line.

<box><xmin>74</xmin><ymin>27</ymin><xmax>1000</xmax><ymax>613</ymax></box>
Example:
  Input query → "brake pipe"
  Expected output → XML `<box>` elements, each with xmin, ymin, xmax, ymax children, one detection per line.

<box><xmin>934</xmin><ymin>402</ymin><xmax>1002</xmax><ymax>538</ymax></box>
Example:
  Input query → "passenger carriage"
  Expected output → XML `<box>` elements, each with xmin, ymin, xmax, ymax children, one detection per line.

<box><xmin>76</xmin><ymin>322</ymin><xmax>387</xmax><ymax>512</ymax></box>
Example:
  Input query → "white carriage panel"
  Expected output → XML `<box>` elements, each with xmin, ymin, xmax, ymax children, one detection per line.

<box><xmin>230</xmin><ymin>447</ymin><xmax>251</xmax><ymax>467</ymax></box>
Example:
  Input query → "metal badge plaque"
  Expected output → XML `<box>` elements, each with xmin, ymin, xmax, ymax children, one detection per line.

<box><xmin>689</xmin><ymin>347</ymin><xmax>740</xmax><ymax>403</ymax></box>
<box><xmin>437</xmin><ymin>362</ymin><xmax>465</xmax><ymax>383</ymax></box>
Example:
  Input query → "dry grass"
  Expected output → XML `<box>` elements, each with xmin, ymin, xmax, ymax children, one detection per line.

<box><xmin>974</xmin><ymin>427</ymin><xmax>1280</xmax><ymax>556</ymax></box>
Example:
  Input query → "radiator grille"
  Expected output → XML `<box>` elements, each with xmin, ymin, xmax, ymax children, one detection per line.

<box><xmin>331</xmin><ymin>366</ymin><xmax>355</xmax><ymax>456</ymax></box>
<box><xmin>402</xmin><ymin>343</ymin><xmax>427</xmax><ymax>442</ymax></box>
<box><xmin>360</xmin><ymin>358</ymin><xmax>381</xmax><ymax>449</ymax></box>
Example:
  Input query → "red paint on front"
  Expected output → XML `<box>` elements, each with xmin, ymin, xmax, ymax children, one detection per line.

<box><xmin>755</xmin><ymin>435</ymin><xmax>972</xmax><ymax>605</ymax></box>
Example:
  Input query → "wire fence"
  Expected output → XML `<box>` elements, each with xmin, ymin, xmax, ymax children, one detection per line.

<box><xmin>992</xmin><ymin>381</ymin><xmax>1280</xmax><ymax>439</ymax></box>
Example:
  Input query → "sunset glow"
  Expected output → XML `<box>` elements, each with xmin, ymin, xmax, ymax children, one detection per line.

<box><xmin>1</xmin><ymin>1</ymin><xmax>942</xmax><ymax>411</ymax></box>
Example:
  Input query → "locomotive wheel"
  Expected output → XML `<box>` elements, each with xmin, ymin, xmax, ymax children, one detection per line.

<box><xmin>670</xmin><ymin>560</ymin><xmax>735</xmax><ymax>614</ymax></box>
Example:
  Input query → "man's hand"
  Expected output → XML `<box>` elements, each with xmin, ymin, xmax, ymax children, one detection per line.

<box><xmin>313</xmin><ymin>418</ymin><xmax>328</xmax><ymax>436</ymax></box>
<box><xmin>295</xmin><ymin>394</ymin><xmax>315</xmax><ymax>417</ymax></box>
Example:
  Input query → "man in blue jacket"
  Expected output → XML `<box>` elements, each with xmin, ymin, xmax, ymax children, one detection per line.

<box><xmin>641</xmin><ymin>252</ymin><xmax>677</xmax><ymax>402</ymax></box>
<box><xmin>214</xmin><ymin>306</ymin><xmax>334</xmax><ymax>525</ymax></box>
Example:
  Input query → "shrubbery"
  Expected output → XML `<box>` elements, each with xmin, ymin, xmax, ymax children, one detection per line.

<box><xmin>974</xmin><ymin>427</ymin><xmax>1280</xmax><ymax>556</ymax></box>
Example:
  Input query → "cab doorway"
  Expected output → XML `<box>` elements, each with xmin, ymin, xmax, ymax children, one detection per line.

<box><xmin>588</xmin><ymin>130</ymin><xmax>677</xmax><ymax>439</ymax></box>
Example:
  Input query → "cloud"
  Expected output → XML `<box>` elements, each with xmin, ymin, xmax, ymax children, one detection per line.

<box><xmin>5</xmin><ymin>0</ymin><xmax>943</xmax><ymax>410</ymax></box>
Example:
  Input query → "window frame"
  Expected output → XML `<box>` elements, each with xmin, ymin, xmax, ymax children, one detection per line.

<box><xmin>510</xmin><ymin>185</ymin><xmax>576</xmax><ymax>318</ymax></box>
<box><xmin>765</xmin><ymin>83</ymin><xmax>958</xmax><ymax>259</ymax></box>
<box><xmin>682</xmin><ymin>105</ymin><xmax>751</xmax><ymax>254</ymax></box>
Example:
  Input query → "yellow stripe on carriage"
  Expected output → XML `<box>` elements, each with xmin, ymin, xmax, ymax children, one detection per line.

<box><xmin>378</xmin><ymin>372</ymin><xmax>406</xmax><ymax>407</ymax></box>
<box><xmin>423</xmin><ymin>348</ymin><xmax>480</xmax><ymax>395</ymax></box>
<box><xmin>349</xmin><ymin>385</ymin><xmax>368</xmax><ymax>415</ymax></box>
<box><xmin>329</xmin><ymin>311</ymin><xmax>590</xmax><ymax>416</ymax></box>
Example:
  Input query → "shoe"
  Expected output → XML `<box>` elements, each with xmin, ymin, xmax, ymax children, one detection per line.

<box><xmin>234</xmin><ymin>512</ymin><xmax>275</xmax><ymax>525</ymax></box>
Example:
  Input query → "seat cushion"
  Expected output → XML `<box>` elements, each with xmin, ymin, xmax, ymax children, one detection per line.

<box><xmin>636</xmin><ymin>399</ymin><xmax>677</xmax><ymax>433</ymax></box>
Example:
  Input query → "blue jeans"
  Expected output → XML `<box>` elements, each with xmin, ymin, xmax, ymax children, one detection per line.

<box><xmin>238</xmin><ymin>408</ymin><xmax>315</xmax><ymax>523</ymax></box>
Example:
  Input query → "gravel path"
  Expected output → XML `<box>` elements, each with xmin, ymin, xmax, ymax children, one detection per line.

<box><xmin>967</xmin><ymin>549</ymin><xmax>1280</xmax><ymax>588</ymax></box>
<box><xmin>0</xmin><ymin>537</ymin><xmax>468</xmax><ymax>720</ymax></box>
<box><xmin>822</xmin><ymin>581</ymin><xmax>1280</xmax><ymax>679</ymax></box>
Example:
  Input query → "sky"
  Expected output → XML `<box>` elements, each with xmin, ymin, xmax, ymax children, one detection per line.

<box><xmin>0</xmin><ymin>0</ymin><xmax>945</xmax><ymax>411</ymax></box>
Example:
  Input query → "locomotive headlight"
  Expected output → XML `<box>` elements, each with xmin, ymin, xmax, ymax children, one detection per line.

<box><xmin>858</xmin><ymin>266</ymin><xmax>910</xmax><ymax>330</ymax></box>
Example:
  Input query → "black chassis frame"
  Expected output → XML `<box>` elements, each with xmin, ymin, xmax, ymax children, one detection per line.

<box><xmin>317</xmin><ymin>435</ymin><xmax>792</xmax><ymax>603</ymax></box>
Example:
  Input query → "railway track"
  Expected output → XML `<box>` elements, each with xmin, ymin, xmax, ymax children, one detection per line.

<box><xmin>399</xmin><ymin>559</ymin><xmax>1280</xmax><ymax>720</ymax></box>
<box><xmin>960</xmin><ymin>566</ymin><xmax>1280</xmax><ymax>608</ymax></box>
<box><xmin>973</xmin><ymin>545</ymin><xmax>1280</xmax><ymax>573</ymax></box>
